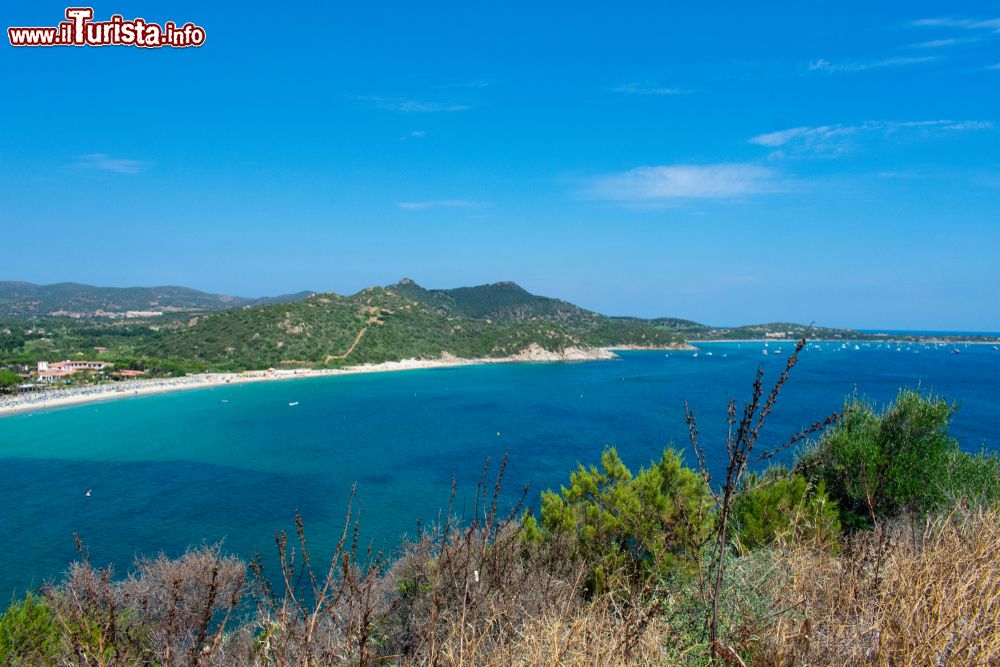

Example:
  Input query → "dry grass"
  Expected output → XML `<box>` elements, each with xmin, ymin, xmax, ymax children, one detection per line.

<box><xmin>433</xmin><ymin>598</ymin><xmax>675</xmax><ymax>667</ymax></box>
<box><xmin>760</xmin><ymin>505</ymin><xmax>1000</xmax><ymax>666</ymax></box>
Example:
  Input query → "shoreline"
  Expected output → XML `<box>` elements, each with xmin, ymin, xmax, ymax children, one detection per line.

<box><xmin>3</xmin><ymin>338</ymin><xmax>993</xmax><ymax>418</ymax></box>
<box><xmin>0</xmin><ymin>347</ymin><xmax>617</xmax><ymax>418</ymax></box>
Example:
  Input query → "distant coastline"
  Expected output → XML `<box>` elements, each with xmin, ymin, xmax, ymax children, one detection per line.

<box><xmin>0</xmin><ymin>345</ymin><xmax>620</xmax><ymax>418</ymax></box>
<box><xmin>4</xmin><ymin>337</ymin><xmax>996</xmax><ymax>418</ymax></box>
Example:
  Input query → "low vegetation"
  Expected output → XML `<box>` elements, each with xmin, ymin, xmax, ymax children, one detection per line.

<box><xmin>2</xmin><ymin>339</ymin><xmax>997</xmax><ymax>665</ymax></box>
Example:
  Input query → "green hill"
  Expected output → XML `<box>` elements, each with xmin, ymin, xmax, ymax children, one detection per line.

<box><xmin>136</xmin><ymin>281</ymin><xmax>685</xmax><ymax>370</ymax></box>
<box><xmin>0</xmin><ymin>281</ymin><xmax>312</xmax><ymax>320</ymax></box>
<box><xmin>388</xmin><ymin>279</ymin><xmax>593</xmax><ymax>322</ymax></box>
<box><xmin>6</xmin><ymin>278</ymin><xmax>973</xmax><ymax>376</ymax></box>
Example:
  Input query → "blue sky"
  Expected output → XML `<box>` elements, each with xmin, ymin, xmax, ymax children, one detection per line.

<box><xmin>1</xmin><ymin>1</ymin><xmax>998</xmax><ymax>330</ymax></box>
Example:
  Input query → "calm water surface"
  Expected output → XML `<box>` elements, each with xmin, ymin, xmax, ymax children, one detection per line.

<box><xmin>2</xmin><ymin>341</ymin><xmax>998</xmax><ymax>598</ymax></box>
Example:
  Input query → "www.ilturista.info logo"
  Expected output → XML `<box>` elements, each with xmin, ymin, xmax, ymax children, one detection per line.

<box><xmin>8</xmin><ymin>8</ymin><xmax>205</xmax><ymax>48</ymax></box>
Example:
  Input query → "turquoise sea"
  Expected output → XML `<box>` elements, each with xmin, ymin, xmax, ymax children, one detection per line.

<box><xmin>2</xmin><ymin>341</ymin><xmax>999</xmax><ymax>599</ymax></box>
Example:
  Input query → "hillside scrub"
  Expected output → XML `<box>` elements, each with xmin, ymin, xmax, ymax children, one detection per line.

<box><xmin>2</xmin><ymin>386</ymin><xmax>998</xmax><ymax>665</ymax></box>
<box><xmin>731</xmin><ymin>472</ymin><xmax>842</xmax><ymax>553</ymax></box>
<box><xmin>800</xmin><ymin>388</ymin><xmax>1000</xmax><ymax>530</ymax></box>
<box><xmin>758</xmin><ymin>505</ymin><xmax>1000</xmax><ymax>666</ymax></box>
<box><xmin>523</xmin><ymin>447</ymin><xmax>714</xmax><ymax>593</ymax></box>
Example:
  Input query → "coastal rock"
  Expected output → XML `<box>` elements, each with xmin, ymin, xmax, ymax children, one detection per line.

<box><xmin>511</xmin><ymin>343</ymin><xmax>617</xmax><ymax>362</ymax></box>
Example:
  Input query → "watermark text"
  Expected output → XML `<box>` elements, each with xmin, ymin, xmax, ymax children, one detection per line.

<box><xmin>8</xmin><ymin>8</ymin><xmax>206</xmax><ymax>48</ymax></box>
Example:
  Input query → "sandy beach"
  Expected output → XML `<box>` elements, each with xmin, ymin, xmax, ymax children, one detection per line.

<box><xmin>0</xmin><ymin>347</ymin><xmax>619</xmax><ymax>418</ymax></box>
<box><xmin>5</xmin><ymin>338</ymin><xmax>991</xmax><ymax>418</ymax></box>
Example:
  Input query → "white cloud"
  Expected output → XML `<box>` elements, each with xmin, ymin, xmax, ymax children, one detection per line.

<box><xmin>611</xmin><ymin>82</ymin><xmax>688</xmax><ymax>96</ymax></box>
<box><xmin>587</xmin><ymin>164</ymin><xmax>782</xmax><ymax>202</ymax></box>
<box><xmin>911</xmin><ymin>17</ymin><xmax>1000</xmax><ymax>33</ymax></box>
<box><xmin>350</xmin><ymin>95</ymin><xmax>470</xmax><ymax>112</ymax></box>
<box><xmin>77</xmin><ymin>153</ymin><xmax>150</xmax><ymax>174</ymax></box>
<box><xmin>749</xmin><ymin>120</ymin><xmax>993</xmax><ymax>155</ymax></box>
<box><xmin>396</xmin><ymin>200</ymin><xmax>489</xmax><ymax>210</ymax></box>
<box><xmin>749</xmin><ymin>126</ymin><xmax>838</xmax><ymax>147</ymax></box>
<box><xmin>808</xmin><ymin>55</ymin><xmax>936</xmax><ymax>73</ymax></box>
<box><xmin>905</xmin><ymin>38</ymin><xmax>963</xmax><ymax>48</ymax></box>
<box><xmin>940</xmin><ymin>120</ymin><xmax>994</xmax><ymax>130</ymax></box>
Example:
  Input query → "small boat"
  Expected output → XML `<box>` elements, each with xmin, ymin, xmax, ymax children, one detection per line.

<box><xmin>706</xmin><ymin>352</ymin><xmax>713</xmax><ymax>357</ymax></box>
<box><xmin>221</xmin><ymin>399</ymin><xmax>229</xmax><ymax>403</ymax></box>
<box><xmin>692</xmin><ymin>353</ymin><xmax>699</xmax><ymax>358</ymax></box>
<box><xmin>853</xmin><ymin>345</ymin><xmax>860</xmax><ymax>351</ymax></box>
<box><xmin>773</xmin><ymin>349</ymin><xmax>783</xmax><ymax>355</ymax></box>
<box><xmin>762</xmin><ymin>349</ymin><xmax>769</xmax><ymax>355</ymax></box>
<box><xmin>951</xmin><ymin>349</ymin><xmax>960</xmax><ymax>355</ymax></box>
<box><xmin>289</xmin><ymin>401</ymin><xmax>300</xmax><ymax>406</ymax></box>
<box><xmin>85</xmin><ymin>489</ymin><xmax>91</xmax><ymax>497</ymax></box>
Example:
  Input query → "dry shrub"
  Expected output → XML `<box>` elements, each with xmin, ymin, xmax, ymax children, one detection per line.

<box><xmin>45</xmin><ymin>542</ymin><xmax>246</xmax><ymax>666</ymax></box>
<box><xmin>232</xmin><ymin>492</ymin><xmax>387</xmax><ymax>667</ymax></box>
<box><xmin>375</xmin><ymin>457</ymin><xmax>676</xmax><ymax>666</ymax></box>
<box><xmin>760</xmin><ymin>505</ymin><xmax>1000</xmax><ymax>666</ymax></box>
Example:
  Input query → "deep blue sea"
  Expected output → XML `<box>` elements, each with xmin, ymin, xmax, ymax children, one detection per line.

<box><xmin>2</xmin><ymin>341</ymin><xmax>998</xmax><ymax>600</ymax></box>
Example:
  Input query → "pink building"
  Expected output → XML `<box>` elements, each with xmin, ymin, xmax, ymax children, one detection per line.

<box><xmin>36</xmin><ymin>360</ymin><xmax>112</xmax><ymax>382</ymax></box>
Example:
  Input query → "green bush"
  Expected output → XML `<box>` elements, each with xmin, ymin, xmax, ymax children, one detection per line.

<box><xmin>524</xmin><ymin>447</ymin><xmax>714</xmax><ymax>592</ymax></box>
<box><xmin>732</xmin><ymin>471</ymin><xmax>841</xmax><ymax>552</ymax></box>
<box><xmin>944</xmin><ymin>448</ymin><xmax>1000</xmax><ymax>507</ymax></box>
<box><xmin>0</xmin><ymin>593</ymin><xmax>60</xmax><ymax>666</ymax></box>
<box><xmin>0</xmin><ymin>369</ymin><xmax>20</xmax><ymax>392</ymax></box>
<box><xmin>802</xmin><ymin>388</ymin><xmax>998</xmax><ymax>530</ymax></box>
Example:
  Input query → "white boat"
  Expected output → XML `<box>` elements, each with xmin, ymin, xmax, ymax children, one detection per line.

<box><xmin>762</xmin><ymin>349</ymin><xmax>769</xmax><ymax>355</ymax></box>
<box><xmin>289</xmin><ymin>401</ymin><xmax>300</xmax><ymax>406</ymax></box>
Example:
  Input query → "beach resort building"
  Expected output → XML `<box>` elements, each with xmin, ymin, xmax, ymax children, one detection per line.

<box><xmin>36</xmin><ymin>360</ymin><xmax>112</xmax><ymax>382</ymax></box>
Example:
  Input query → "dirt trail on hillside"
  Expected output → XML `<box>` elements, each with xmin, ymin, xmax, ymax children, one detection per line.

<box><xmin>324</xmin><ymin>316</ymin><xmax>378</xmax><ymax>362</ymax></box>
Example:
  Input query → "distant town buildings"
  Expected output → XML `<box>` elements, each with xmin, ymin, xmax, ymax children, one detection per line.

<box><xmin>46</xmin><ymin>310</ymin><xmax>164</xmax><ymax>319</ymax></box>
